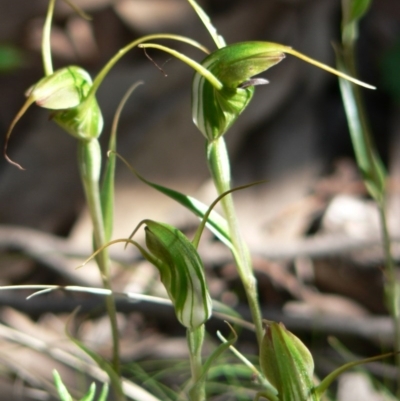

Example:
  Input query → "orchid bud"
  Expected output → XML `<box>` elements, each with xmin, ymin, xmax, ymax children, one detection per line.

<box><xmin>192</xmin><ymin>42</ymin><xmax>285</xmax><ymax>141</ymax></box>
<box><xmin>259</xmin><ymin>320</ymin><xmax>316</xmax><ymax>401</ymax></box>
<box><xmin>131</xmin><ymin>220</ymin><xmax>212</xmax><ymax>330</ymax></box>
<box><xmin>257</xmin><ymin>320</ymin><xmax>395</xmax><ymax>401</ymax></box>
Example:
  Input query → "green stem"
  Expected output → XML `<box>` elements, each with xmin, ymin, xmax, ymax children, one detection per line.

<box><xmin>339</xmin><ymin>22</ymin><xmax>400</xmax><ymax>394</ymax></box>
<box><xmin>206</xmin><ymin>137</ymin><xmax>263</xmax><ymax>345</ymax></box>
<box><xmin>42</xmin><ymin>0</ymin><xmax>55</xmax><ymax>76</ymax></box>
<box><xmin>187</xmin><ymin>325</ymin><xmax>205</xmax><ymax>401</ymax></box>
<box><xmin>77</xmin><ymin>139</ymin><xmax>125</xmax><ymax>400</ymax></box>
<box><xmin>88</xmin><ymin>34</ymin><xmax>209</xmax><ymax>99</ymax></box>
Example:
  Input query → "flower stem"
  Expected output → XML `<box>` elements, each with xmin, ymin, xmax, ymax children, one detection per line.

<box><xmin>187</xmin><ymin>325</ymin><xmax>205</xmax><ymax>401</ymax></box>
<box><xmin>77</xmin><ymin>139</ymin><xmax>125</xmax><ymax>400</ymax></box>
<box><xmin>206</xmin><ymin>137</ymin><xmax>263</xmax><ymax>345</ymax></box>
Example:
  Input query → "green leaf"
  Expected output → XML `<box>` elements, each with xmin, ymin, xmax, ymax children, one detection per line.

<box><xmin>100</xmin><ymin>134</ymin><xmax>116</xmax><ymax>243</ymax></box>
<box><xmin>52</xmin><ymin>370</ymin><xmax>108</xmax><ymax>401</ymax></box>
<box><xmin>342</xmin><ymin>0</ymin><xmax>372</xmax><ymax>44</ymax></box>
<box><xmin>78</xmin><ymin>382</ymin><xmax>108</xmax><ymax>401</ymax></box>
<box><xmin>315</xmin><ymin>352</ymin><xmax>395</xmax><ymax>398</ymax></box>
<box><xmin>343</xmin><ymin>0</ymin><xmax>372</xmax><ymax>26</ymax></box>
<box><xmin>336</xmin><ymin>51</ymin><xmax>386</xmax><ymax>202</ymax></box>
<box><xmin>79</xmin><ymin>383</ymin><xmax>96</xmax><ymax>401</ymax></box>
<box><xmin>112</xmin><ymin>154</ymin><xmax>232</xmax><ymax>248</ymax></box>
<box><xmin>101</xmin><ymin>82</ymin><xmax>144</xmax><ymax>242</ymax></box>
<box><xmin>97</xmin><ymin>383</ymin><xmax>109</xmax><ymax>401</ymax></box>
<box><xmin>52</xmin><ymin>370</ymin><xmax>73</xmax><ymax>401</ymax></box>
<box><xmin>65</xmin><ymin>311</ymin><xmax>125</xmax><ymax>401</ymax></box>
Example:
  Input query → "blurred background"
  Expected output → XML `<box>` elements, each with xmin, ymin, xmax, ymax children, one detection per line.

<box><xmin>0</xmin><ymin>0</ymin><xmax>400</xmax><ymax>400</ymax></box>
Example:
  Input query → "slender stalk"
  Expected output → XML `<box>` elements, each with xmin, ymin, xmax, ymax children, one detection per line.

<box><xmin>88</xmin><ymin>35</ymin><xmax>209</xmax><ymax>99</ymax></box>
<box><xmin>339</xmin><ymin>15</ymin><xmax>400</xmax><ymax>394</ymax></box>
<box><xmin>206</xmin><ymin>137</ymin><xmax>264</xmax><ymax>345</ymax></box>
<box><xmin>187</xmin><ymin>325</ymin><xmax>205</xmax><ymax>401</ymax></box>
<box><xmin>42</xmin><ymin>0</ymin><xmax>55</xmax><ymax>76</ymax></box>
<box><xmin>77</xmin><ymin>139</ymin><xmax>125</xmax><ymax>400</ymax></box>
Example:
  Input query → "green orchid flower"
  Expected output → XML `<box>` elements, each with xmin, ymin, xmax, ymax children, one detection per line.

<box><xmin>3</xmin><ymin>0</ymin><xmax>209</xmax><ymax>170</ymax></box>
<box><xmin>192</xmin><ymin>40</ymin><xmax>375</xmax><ymax>141</ymax></box>
<box><xmin>129</xmin><ymin>220</ymin><xmax>212</xmax><ymax>330</ymax></box>
<box><xmin>139</xmin><ymin>34</ymin><xmax>374</xmax><ymax>143</ymax></box>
